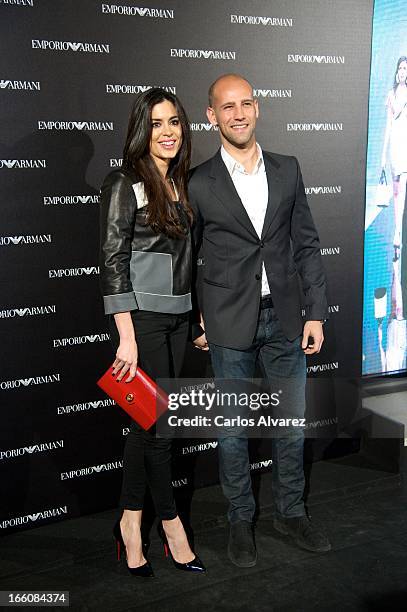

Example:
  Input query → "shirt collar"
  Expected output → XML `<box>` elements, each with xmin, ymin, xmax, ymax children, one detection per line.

<box><xmin>221</xmin><ymin>143</ymin><xmax>264</xmax><ymax>176</ymax></box>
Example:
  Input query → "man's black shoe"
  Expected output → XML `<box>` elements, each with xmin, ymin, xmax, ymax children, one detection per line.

<box><xmin>228</xmin><ymin>520</ymin><xmax>257</xmax><ymax>567</ymax></box>
<box><xmin>273</xmin><ymin>516</ymin><xmax>331</xmax><ymax>552</ymax></box>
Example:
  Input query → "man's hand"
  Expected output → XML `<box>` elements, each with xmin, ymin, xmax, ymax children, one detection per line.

<box><xmin>194</xmin><ymin>332</ymin><xmax>209</xmax><ymax>351</ymax></box>
<box><xmin>193</xmin><ymin>313</ymin><xmax>209</xmax><ymax>351</ymax></box>
<box><xmin>301</xmin><ymin>320</ymin><xmax>324</xmax><ymax>355</ymax></box>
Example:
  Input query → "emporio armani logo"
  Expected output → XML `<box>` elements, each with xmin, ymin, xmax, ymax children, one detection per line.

<box><xmin>0</xmin><ymin>374</ymin><xmax>61</xmax><ymax>390</ymax></box>
<box><xmin>305</xmin><ymin>185</ymin><xmax>342</xmax><ymax>195</ymax></box>
<box><xmin>328</xmin><ymin>305</ymin><xmax>340</xmax><ymax>314</ymax></box>
<box><xmin>38</xmin><ymin>121</ymin><xmax>113</xmax><ymax>131</ymax></box>
<box><xmin>32</xmin><ymin>40</ymin><xmax>110</xmax><ymax>53</ymax></box>
<box><xmin>0</xmin><ymin>79</ymin><xmax>40</xmax><ymax>91</ymax></box>
<box><xmin>170</xmin><ymin>49</ymin><xmax>236</xmax><ymax>60</ymax></box>
<box><xmin>189</xmin><ymin>123</ymin><xmax>218</xmax><ymax>132</ymax></box>
<box><xmin>287</xmin><ymin>123</ymin><xmax>343</xmax><ymax>132</ymax></box>
<box><xmin>106</xmin><ymin>84</ymin><xmax>176</xmax><ymax>94</ymax></box>
<box><xmin>307</xmin><ymin>362</ymin><xmax>339</xmax><ymax>374</ymax></box>
<box><xmin>61</xmin><ymin>460</ymin><xmax>123</xmax><ymax>480</ymax></box>
<box><xmin>288</xmin><ymin>54</ymin><xmax>345</xmax><ymax>64</ymax></box>
<box><xmin>0</xmin><ymin>159</ymin><xmax>46</xmax><ymax>169</ymax></box>
<box><xmin>110</xmin><ymin>158</ymin><xmax>122</xmax><ymax>168</ymax></box>
<box><xmin>180</xmin><ymin>381</ymin><xmax>216</xmax><ymax>393</ymax></box>
<box><xmin>0</xmin><ymin>506</ymin><xmax>68</xmax><ymax>530</ymax></box>
<box><xmin>182</xmin><ymin>441</ymin><xmax>218</xmax><ymax>454</ymax></box>
<box><xmin>0</xmin><ymin>0</ymin><xmax>34</xmax><ymax>6</ymax></box>
<box><xmin>53</xmin><ymin>333</ymin><xmax>110</xmax><ymax>348</ymax></box>
<box><xmin>0</xmin><ymin>234</ymin><xmax>52</xmax><ymax>246</ymax></box>
<box><xmin>305</xmin><ymin>416</ymin><xmax>338</xmax><ymax>429</ymax></box>
<box><xmin>253</xmin><ymin>88</ymin><xmax>292</xmax><ymax>98</ymax></box>
<box><xmin>43</xmin><ymin>194</ymin><xmax>99</xmax><ymax>205</ymax></box>
<box><xmin>57</xmin><ymin>398</ymin><xmax>116</xmax><ymax>415</ymax></box>
<box><xmin>320</xmin><ymin>247</ymin><xmax>341</xmax><ymax>256</ymax></box>
<box><xmin>101</xmin><ymin>4</ymin><xmax>174</xmax><ymax>18</ymax></box>
<box><xmin>0</xmin><ymin>305</ymin><xmax>56</xmax><ymax>319</ymax></box>
<box><xmin>231</xmin><ymin>14</ymin><xmax>293</xmax><ymax>27</ymax></box>
<box><xmin>250</xmin><ymin>459</ymin><xmax>273</xmax><ymax>470</ymax></box>
<box><xmin>49</xmin><ymin>266</ymin><xmax>99</xmax><ymax>278</ymax></box>
<box><xmin>0</xmin><ymin>440</ymin><xmax>64</xmax><ymax>460</ymax></box>
<box><xmin>172</xmin><ymin>477</ymin><xmax>188</xmax><ymax>488</ymax></box>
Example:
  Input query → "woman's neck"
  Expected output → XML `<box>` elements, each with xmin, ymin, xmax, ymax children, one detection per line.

<box><xmin>150</xmin><ymin>155</ymin><xmax>177</xmax><ymax>198</ymax></box>
<box><xmin>155</xmin><ymin>157</ymin><xmax>170</xmax><ymax>179</ymax></box>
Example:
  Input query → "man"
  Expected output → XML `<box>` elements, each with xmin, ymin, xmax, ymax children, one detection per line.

<box><xmin>189</xmin><ymin>74</ymin><xmax>331</xmax><ymax>567</ymax></box>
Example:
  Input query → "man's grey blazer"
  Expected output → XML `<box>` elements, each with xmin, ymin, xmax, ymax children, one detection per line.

<box><xmin>188</xmin><ymin>148</ymin><xmax>328</xmax><ymax>350</ymax></box>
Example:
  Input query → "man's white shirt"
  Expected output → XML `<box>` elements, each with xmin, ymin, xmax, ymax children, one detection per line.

<box><xmin>221</xmin><ymin>144</ymin><xmax>270</xmax><ymax>296</ymax></box>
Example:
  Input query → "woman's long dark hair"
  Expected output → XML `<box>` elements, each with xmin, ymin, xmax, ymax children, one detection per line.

<box><xmin>393</xmin><ymin>56</ymin><xmax>407</xmax><ymax>90</ymax></box>
<box><xmin>122</xmin><ymin>88</ymin><xmax>192</xmax><ymax>237</ymax></box>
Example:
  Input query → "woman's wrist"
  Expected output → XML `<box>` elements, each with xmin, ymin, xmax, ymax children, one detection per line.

<box><xmin>114</xmin><ymin>311</ymin><xmax>136</xmax><ymax>342</ymax></box>
<box><xmin>119</xmin><ymin>333</ymin><xmax>136</xmax><ymax>342</ymax></box>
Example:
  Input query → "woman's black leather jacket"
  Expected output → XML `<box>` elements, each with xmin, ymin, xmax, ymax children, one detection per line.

<box><xmin>99</xmin><ymin>168</ymin><xmax>192</xmax><ymax>315</ymax></box>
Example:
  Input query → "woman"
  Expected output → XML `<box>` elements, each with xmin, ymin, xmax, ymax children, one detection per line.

<box><xmin>99</xmin><ymin>88</ymin><xmax>205</xmax><ymax>576</ymax></box>
<box><xmin>381</xmin><ymin>56</ymin><xmax>407</xmax><ymax>260</ymax></box>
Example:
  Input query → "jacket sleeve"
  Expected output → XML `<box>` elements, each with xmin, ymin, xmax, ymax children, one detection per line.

<box><xmin>188</xmin><ymin>170</ymin><xmax>204</xmax><ymax>254</ymax></box>
<box><xmin>188</xmin><ymin>171</ymin><xmax>205</xmax><ymax>340</ymax></box>
<box><xmin>99</xmin><ymin>170</ymin><xmax>138</xmax><ymax>315</ymax></box>
<box><xmin>290</xmin><ymin>157</ymin><xmax>329</xmax><ymax>321</ymax></box>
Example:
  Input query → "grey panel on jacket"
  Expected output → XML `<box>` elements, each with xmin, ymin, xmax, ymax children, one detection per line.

<box><xmin>103</xmin><ymin>291</ymin><xmax>138</xmax><ymax>315</ymax></box>
<box><xmin>129</xmin><ymin>250</ymin><xmax>191</xmax><ymax>313</ymax></box>
<box><xmin>134</xmin><ymin>291</ymin><xmax>191</xmax><ymax>314</ymax></box>
<box><xmin>130</xmin><ymin>251</ymin><xmax>173</xmax><ymax>295</ymax></box>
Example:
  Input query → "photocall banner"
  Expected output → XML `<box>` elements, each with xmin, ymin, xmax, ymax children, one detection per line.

<box><xmin>0</xmin><ymin>0</ymin><xmax>372</xmax><ymax>533</ymax></box>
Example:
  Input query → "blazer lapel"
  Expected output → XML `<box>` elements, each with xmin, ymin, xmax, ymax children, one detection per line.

<box><xmin>261</xmin><ymin>153</ymin><xmax>282</xmax><ymax>239</ymax></box>
<box><xmin>208</xmin><ymin>150</ymin><xmax>258</xmax><ymax>238</ymax></box>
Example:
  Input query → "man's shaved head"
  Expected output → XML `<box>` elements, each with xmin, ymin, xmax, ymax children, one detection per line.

<box><xmin>208</xmin><ymin>74</ymin><xmax>254</xmax><ymax>107</ymax></box>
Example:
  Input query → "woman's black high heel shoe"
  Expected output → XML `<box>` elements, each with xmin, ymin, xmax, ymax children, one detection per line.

<box><xmin>158</xmin><ymin>523</ymin><xmax>206</xmax><ymax>572</ymax></box>
<box><xmin>113</xmin><ymin>520</ymin><xmax>154</xmax><ymax>577</ymax></box>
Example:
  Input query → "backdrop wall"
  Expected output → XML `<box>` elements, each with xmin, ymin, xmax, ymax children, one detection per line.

<box><xmin>0</xmin><ymin>0</ymin><xmax>372</xmax><ymax>533</ymax></box>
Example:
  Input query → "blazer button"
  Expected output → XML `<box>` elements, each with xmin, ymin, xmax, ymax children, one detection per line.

<box><xmin>260</xmin><ymin>240</ymin><xmax>264</xmax><ymax>248</ymax></box>
<box><xmin>255</xmin><ymin>273</ymin><xmax>261</xmax><ymax>280</ymax></box>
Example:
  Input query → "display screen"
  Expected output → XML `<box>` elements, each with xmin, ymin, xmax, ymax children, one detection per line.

<box><xmin>363</xmin><ymin>0</ymin><xmax>407</xmax><ymax>375</ymax></box>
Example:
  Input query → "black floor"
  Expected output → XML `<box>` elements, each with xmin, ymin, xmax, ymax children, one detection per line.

<box><xmin>1</xmin><ymin>454</ymin><xmax>407</xmax><ymax>612</ymax></box>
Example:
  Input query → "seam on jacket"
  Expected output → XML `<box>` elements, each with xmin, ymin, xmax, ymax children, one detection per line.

<box><xmin>135</xmin><ymin>291</ymin><xmax>190</xmax><ymax>297</ymax></box>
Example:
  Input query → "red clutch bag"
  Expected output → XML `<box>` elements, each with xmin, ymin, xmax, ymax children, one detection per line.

<box><xmin>97</xmin><ymin>366</ymin><xmax>169</xmax><ymax>430</ymax></box>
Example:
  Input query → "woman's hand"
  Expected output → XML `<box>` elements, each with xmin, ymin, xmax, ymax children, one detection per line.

<box><xmin>113</xmin><ymin>337</ymin><xmax>138</xmax><ymax>382</ymax></box>
<box><xmin>112</xmin><ymin>312</ymin><xmax>138</xmax><ymax>382</ymax></box>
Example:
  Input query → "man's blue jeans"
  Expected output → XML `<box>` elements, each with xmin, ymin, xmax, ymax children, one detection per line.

<box><xmin>209</xmin><ymin>306</ymin><xmax>306</xmax><ymax>524</ymax></box>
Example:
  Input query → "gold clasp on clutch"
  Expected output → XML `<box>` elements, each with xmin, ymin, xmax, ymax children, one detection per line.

<box><xmin>126</xmin><ymin>393</ymin><xmax>134</xmax><ymax>403</ymax></box>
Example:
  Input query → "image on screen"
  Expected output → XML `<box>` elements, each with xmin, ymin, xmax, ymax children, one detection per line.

<box><xmin>363</xmin><ymin>0</ymin><xmax>407</xmax><ymax>375</ymax></box>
